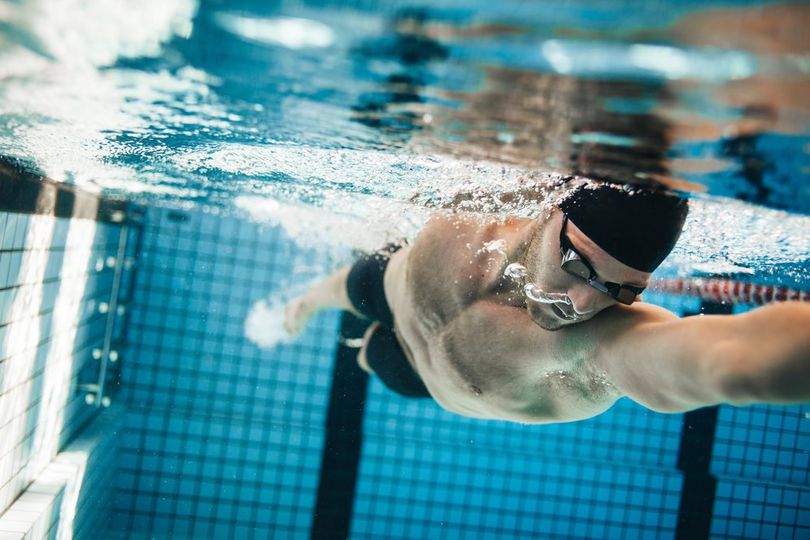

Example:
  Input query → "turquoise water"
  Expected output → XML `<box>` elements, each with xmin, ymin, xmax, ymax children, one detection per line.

<box><xmin>1</xmin><ymin>2</ymin><xmax>809</xmax><ymax>539</ymax></box>
<box><xmin>1</xmin><ymin>0</ymin><xmax>808</xmax><ymax>287</ymax></box>
<box><xmin>0</xmin><ymin>0</ymin><xmax>808</xmax><ymax>260</ymax></box>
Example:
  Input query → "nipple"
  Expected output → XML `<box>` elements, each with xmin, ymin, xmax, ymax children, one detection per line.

<box><xmin>523</xmin><ymin>283</ymin><xmax>573</xmax><ymax>305</ymax></box>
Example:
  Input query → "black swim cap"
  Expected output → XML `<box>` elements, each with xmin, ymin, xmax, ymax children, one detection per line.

<box><xmin>557</xmin><ymin>182</ymin><xmax>688</xmax><ymax>272</ymax></box>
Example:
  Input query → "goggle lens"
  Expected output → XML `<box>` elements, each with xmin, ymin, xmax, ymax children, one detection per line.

<box><xmin>562</xmin><ymin>249</ymin><xmax>641</xmax><ymax>305</ymax></box>
<box><xmin>612</xmin><ymin>287</ymin><xmax>637</xmax><ymax>305</ymax></box>
<box><xmin>561</xmin><ymin>257</ymin><xmax>592</xmax><ymax>280</ymax></box>
<box><xmin>560</xmin><ymin>215</ymin><xmax>644</xmax><ymax>306</ymax></box>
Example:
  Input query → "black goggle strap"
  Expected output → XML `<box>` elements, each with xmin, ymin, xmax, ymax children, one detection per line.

<box><xmin>606</xmin><ymin>283</ymin><xmax>644</xmax><ymax>304</ymax></box>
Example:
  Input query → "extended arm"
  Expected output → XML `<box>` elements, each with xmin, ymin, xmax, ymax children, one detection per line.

<box><xmin>589</xmin><ymin>301</ymin><xmax>810</xmax><ymax>412</ymax></box>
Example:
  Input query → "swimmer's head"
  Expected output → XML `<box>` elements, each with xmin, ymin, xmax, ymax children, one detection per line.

<box><xmin>522</xmin><ymin>181</ymin><xmax>688</xmax><ymax>330</ymax></box>
<box><xmin>557</xmin><ymin>182</ymin><xmax>689</xmax><ymax>273</ymax></box>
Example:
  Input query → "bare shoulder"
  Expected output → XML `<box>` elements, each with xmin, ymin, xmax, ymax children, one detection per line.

<box><xmin>440</xmin><ymin>296</ymin><xmax>681</xmax><ymax>374</ymax></box>
<box><xmin>404</xmin><ymin>212</ymin><xmax>493</xmax><ymax>320</ymax></box>
<box><xmin>568</xmin><ymin>302</ymin><xmax>742</xmax><ymax>412</ymax></box>
<box><xmin>410</xmin><ymin>212</ymin><xmax>482</xmax><ymax>255</ymax></box>
<box><xmin>455</xmin><ymin>299</ymin><xmax>671</xmax><ymax>351</ymax></box>
<box><xmin>557</xmin><ymin>302</ymin><xmax>679</xmax><ymax>364</ymax></box>
<box><xmin>439</xmin><ymin>299</ymin><xmax>565</xmax><ymax>372</ymax></box>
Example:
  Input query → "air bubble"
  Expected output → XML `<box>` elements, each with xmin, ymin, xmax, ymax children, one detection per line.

<box><xmin>523</xmin><ymin>283</ymin><xmax>572</xmax><ymax>305</ymax></box>
<box><xmin>504</xmin><ymin>263</ymin><xmax>527</xmax><ymax>281</ymax></box>
<box><xmin>480</xmin><ymin>239</ymin><xmax>507</xmax><ymax>257</ymax></box>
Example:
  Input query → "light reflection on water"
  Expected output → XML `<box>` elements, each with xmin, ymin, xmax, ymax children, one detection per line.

<box><xmin>0</xmin><ymin>0</ymin><xmax>808</xmax><ymax>284</ymax></box>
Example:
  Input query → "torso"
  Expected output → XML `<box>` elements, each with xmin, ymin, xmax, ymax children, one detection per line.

<box><xmin>384</xmin><ymin>212</ymin><xmax>623</xmax><ymax>423</ymax></box>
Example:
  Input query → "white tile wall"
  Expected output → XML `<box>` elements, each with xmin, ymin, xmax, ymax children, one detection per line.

<box><xmin>0</xmin><ymin>404</ymin><xmax>123</xmax><ymax>540</ymax></box>
<box><xmin>0</xmin><ymin>210</ymin><xmax>125</xmax><ymax>525</ymax></box>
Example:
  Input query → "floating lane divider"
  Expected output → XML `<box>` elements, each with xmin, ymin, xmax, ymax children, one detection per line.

<box><xmin>651</xmin><ymin>278</ymin><xmax>809</xmax><ymax>306</ymax></box>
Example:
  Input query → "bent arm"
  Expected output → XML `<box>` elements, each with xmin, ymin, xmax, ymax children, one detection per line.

<box><xmin>593</xmin><ymin>302</ymin><xmax>810</xmax><ymax>412</ymax></box>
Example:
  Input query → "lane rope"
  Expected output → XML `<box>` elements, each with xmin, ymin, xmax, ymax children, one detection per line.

<box><xmin>650</xmin><ymin>278</ymin><xmax>810</xmax><ymax>305</ymax></box>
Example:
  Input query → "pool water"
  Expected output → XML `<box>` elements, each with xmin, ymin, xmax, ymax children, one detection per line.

<box><xmin>0</xmin><ymin>1</ymin><xmax>809</xmax><ymax>539</ymax></box>
<box><xmin>0</xmin><ymin>0</ymin><xmax>808</xmax><ymax>285</ymax></box>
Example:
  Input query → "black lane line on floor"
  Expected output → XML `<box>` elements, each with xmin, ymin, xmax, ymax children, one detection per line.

<box><xmin>675</xmin><ymin>301</ymin><xmax>732</xmax><ymax>540</ymax></box>
<box><xmin>0</xmin><ymin>155</ymin><xmax>128</xmax><ymax>223</ymax></box>
<box><xmin>311</xmin><ymin>312</ymin><xmax>370</xmax><ymax>540</ymax></box>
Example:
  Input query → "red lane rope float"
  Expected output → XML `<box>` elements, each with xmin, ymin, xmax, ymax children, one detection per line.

<box><xmin>650</xmin><ymin>278</ymin><xmax>810</xmax><ymax>306</ymax></box>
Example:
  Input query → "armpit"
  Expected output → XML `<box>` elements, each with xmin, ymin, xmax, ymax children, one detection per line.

<box><xmin>539</xmin><ymin>368</ymin><xmax>619</xmax><ymax>405</ymax></box>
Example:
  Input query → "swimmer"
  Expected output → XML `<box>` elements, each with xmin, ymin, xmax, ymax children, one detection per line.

<box><xmin>285</xmin><ymin>180</ymin><xmax>810</xmax><ymax>423</ymax></box>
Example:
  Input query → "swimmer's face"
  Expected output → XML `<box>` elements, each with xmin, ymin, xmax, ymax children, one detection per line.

<box><xmin>524</xmin><ymin>210</ymin><xmax>652</xmax><ymax>331</ymax></box>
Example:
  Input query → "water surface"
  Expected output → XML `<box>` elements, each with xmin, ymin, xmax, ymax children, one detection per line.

<box><xmin>0</xmin><ymin>0</ymin><xmax>808</xmax><ymax>284</ymax></box>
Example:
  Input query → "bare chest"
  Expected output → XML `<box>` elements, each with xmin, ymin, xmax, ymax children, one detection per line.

<box><xmin>387</xmin><ymin>217</ymin><xmax>620</xmax><ymax>422</ymax></box>
<box><xmin>393</xmin><ymin>304</ymin><xmax>619</xmax><ymax>422</ymax></box>
<box><xmin>427</xmin><ymin>329</ymin><xmax>619</xmax><ymax>421</ymax></box>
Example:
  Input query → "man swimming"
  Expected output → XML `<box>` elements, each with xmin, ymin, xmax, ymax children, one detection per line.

<box><xmin>284</xmin><ymin>180</ymin><xmax>810</xmax><ymax>423</ymax></box>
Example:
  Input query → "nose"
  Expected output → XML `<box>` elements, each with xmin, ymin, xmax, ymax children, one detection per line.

<box><xmin>568</xmin><ymin>284</ymin><xmax>610</xmax><ymax>315</ymax></box>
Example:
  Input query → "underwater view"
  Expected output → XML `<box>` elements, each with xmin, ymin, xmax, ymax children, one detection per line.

<box><xmin>0</xmin><ymin>0</ymin><xmax>808</xmax><ymax>538</ymax></box>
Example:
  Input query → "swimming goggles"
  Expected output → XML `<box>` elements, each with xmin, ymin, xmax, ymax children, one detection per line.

<box><xmin>559</xmin><ymin>214</ymin><xmax>644</xmax><ymax>305</ymax></box>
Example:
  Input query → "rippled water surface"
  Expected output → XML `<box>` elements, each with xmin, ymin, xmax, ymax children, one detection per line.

<box><xmin>1</xmin><ymin>0</ymin><xmax>808</xmax><ymax>283</ymax></box>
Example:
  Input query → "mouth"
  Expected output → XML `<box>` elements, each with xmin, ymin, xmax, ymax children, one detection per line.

<box><xmin>550</xmin><ymin>303</ymin><xmax>579</xmax><ymax>321</ymax></box>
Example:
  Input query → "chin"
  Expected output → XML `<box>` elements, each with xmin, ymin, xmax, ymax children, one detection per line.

<box><xmin>527</xmin><ymin>302</ymin><xmax>595</xmax><ymax>331</ymax></box>
<box><xmin>534</xmin><ymin>319</ymin><xmax>565</xmax><ymax>331</ymax></box>
<box><xmin>527</xmin><ymin>303</ymin><xmax>566</xmax><ymax>331</ymax></box>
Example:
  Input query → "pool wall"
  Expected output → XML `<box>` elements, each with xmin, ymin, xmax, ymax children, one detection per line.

<box><xmin>0</xmin><ymin>199</ymin><xmax>134</xmax><ymax>539</ymax></box>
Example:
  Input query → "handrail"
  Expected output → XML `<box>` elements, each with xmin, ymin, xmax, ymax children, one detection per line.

<box><xmin>85</xmin><ymin>221</ymin><xmax>129</xmax><ymax>408</ymax></box>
